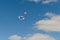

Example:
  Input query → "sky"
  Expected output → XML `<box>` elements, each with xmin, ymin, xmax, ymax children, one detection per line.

<box><xmin>0</xmin><ymin>0</ymin><xmax>60</xmax><ymax>40</ymax></box>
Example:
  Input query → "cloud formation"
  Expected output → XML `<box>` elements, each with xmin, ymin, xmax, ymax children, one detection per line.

<box><xmin>27</xmin><ymin>0</ymin><xmax>41</xmax><ymax>3</ymax></box>
<box><xmin>8</xmin><ymin>35</ymin><xmax>22</xmax><ymax>40</ymax></box>
<box><xmin>42</xmin><ymin>0</ymin><xmax>58</xmax><ymax>4</ymax></box>
<box><xmin>27</xmin><ymin>0</ymin><xmax>58</xmax><ymax>4</ymax></box>
<box><xmin>35</xmin><ymin>12</ymin><xmax>60</xmax><ymax>32</ymax></box>
<box><xmin>8</xmin><ymin>33</ymin><xmax>55</xmax><ymax>40</ymax></box>
<box><xmin>25</xmin><ymin>33</ymin><xmax>55</xmax><ymax>40</ymax></box>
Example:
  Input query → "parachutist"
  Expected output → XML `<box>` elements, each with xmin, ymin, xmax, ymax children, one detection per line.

<box><xmin>18</xmin><ymin>16</ymin><xmax>25</xmax><ymax>20</ymax></box>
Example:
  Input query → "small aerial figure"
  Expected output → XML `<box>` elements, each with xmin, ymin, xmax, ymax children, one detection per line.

<box><xmin>24</xmin><ymin>11</ymin><xmax>27</xmax><ymax>14</ymax></box>
<box><xmin>18</xmin><ymin>16</ymin><xmax>25</xmax><ymax>20</ymax></box>
<box><xmin>18</xmin><ymin>11</ymin><xmax>28</xmax><ymax>21</ymax></box>
<box><xmin>24</xmin><ymin>11</ymin><xmax>28</xmax><ymax>16</ymax></box>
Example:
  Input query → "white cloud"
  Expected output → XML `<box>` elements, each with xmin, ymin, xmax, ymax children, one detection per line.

<box><xmin>8</xmin><ymin>35</ymin><xmax>22</xmax><ymax>40</ymax></box>
<box><xmin>27</xmin><ymin>0</ymin><xmax>41</xmax><ymax>3</ymax></box>
<box><xmin>42</xmin><ymin>0</ymin><xmax>58</xmax><ymax>4</ymax></box>
<box><xmin>27</xmin><ymin>0</ymin><xmax>58</xmax><ymax>4</ymax></box>
<box><xmin>25</xmin><ymin>33</ymin><xmax>55</xmax><ymax>40</ymax></box>
<box><xmin>35</xmin><ymin>12</ymin><xmax>60</xmax><ymax>32</ymax></box>
<box><xmin>8</xmin><ymin>33</ymin><xmax>56</xmax><ymax>40</ymax></box>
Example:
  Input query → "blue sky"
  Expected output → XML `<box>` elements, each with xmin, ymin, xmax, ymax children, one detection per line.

<box><xmin>0</xmin><ymin>0</ymin><xmax>60</xmax><ymax>40</ymax></box>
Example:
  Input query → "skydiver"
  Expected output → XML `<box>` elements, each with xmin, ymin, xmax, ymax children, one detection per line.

<box><xmin>18</xmin><ymin>16</ymin><xmax>25</xmax><ymax>20</ymax></box>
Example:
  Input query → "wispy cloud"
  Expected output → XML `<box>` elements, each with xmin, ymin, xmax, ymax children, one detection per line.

<box><xmin>8</xmin><ymin>35</ymin><xmax>22</xmax><ymax>40</ymax></box>
<box><xmin>27</xmin><ymin>0</ymin><xmax>41</xmax><ymax>3</ymax></box>
<box><xmin>25</xmin><ymin>33</ymin><xmax>55</xmax><ymax>40</ymax></box>
<box><xmin>42</xmin><ymin>0</ymin><xmax>58</xmax><ymax>4</ymax></box>
<box><xmin>8</xmin><ymin>33</ymin><xmax>55</xmax><ymax>40</ymax></box>
<box><xmin>27</xmin><ymin>0</ymin><xmax>58</xmax><ymax>4</ymax></box>
<box><xmin>35</xmin><ymin>12</ymin><xmax>60</xmax><ymax>32</ymax></box>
